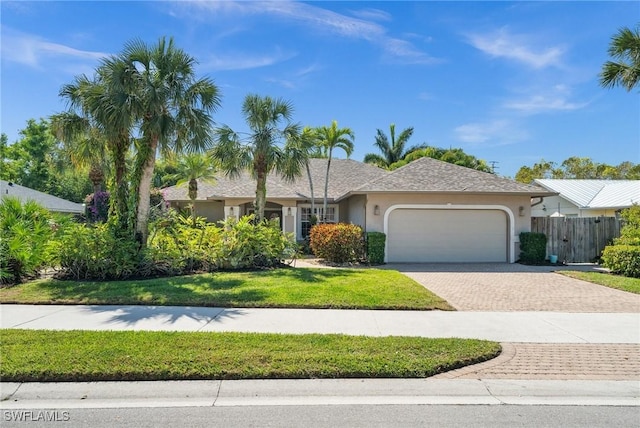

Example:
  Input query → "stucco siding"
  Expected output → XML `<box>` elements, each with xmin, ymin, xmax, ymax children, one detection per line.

<box><xmin>365</xmin><ymin>193</ymin><xmax>531</xmax><ymax>236</ymax></box>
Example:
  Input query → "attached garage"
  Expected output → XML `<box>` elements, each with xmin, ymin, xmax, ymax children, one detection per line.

<box><xmin>386</xmin><ymin>207</ymin><xmax>509</xmax><ymax>263</ymax></box>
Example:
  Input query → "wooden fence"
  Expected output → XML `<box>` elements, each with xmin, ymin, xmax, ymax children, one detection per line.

<box><xmin>530</xmin><ymin>217</ymin><xmax>622</xmax><ymax>263</ymax></box>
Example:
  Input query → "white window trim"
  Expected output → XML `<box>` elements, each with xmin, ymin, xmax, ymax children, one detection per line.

<box><xmin>298</xmin><ymin>203</ymin><xmax>340</xmax><ymax>240</ymax></box>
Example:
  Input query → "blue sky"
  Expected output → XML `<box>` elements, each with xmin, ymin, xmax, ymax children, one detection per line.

<box><xmin>1</xmin><ymin>1</ymin><xmax>639</xmax><ymax>178</ymax></box>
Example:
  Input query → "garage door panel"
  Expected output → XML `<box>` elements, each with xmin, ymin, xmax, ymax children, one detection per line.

<box><xmin>387</xmin><ymin>209</ymin><xmax>507</xmax><ymax>263</ymax></box>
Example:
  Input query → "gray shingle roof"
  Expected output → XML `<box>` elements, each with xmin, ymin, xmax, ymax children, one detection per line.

<box><xmin>354</xmin><ymin>156</ymin><xmax>552</xmax><ymax>195</ymax></box>
<box><xmin>535</xmin><ymin>179</ymin><xmax>640</xmax><ymax>208</ymax></box>
<box><xmin>0</xmin><ymin>180</ymin><xmax>84</xmax><ymax>213</ymax></box>
<box><xmin>162</xmin><ymin>158</ymin><xmax>387</xmax><ymax>201</ymax></box>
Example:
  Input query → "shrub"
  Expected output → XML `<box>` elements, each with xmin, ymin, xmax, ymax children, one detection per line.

<box><xmin>602</xmin><ymin>245</ymin><xmax>640</xmax><ymax>278</ymax></box>
<box><xmin>216</xmin><ymin>215</ymin><xmax>297</xmax><ymax>269</ymax></box>
<box><xmin>519</xmin><ymin>232</ymin><xmax>547</xmax><ymax>263</ymax></box>
<box><xmin>0</xmin><ymin>197</ymin><xmax>57</xmax><ymax>284</ymax></box>
<box><xmin>366</xmin><ymin>232</ymin><xmax>386</xmax><ymax>265</ymax></box>
<box><xmin>310</xmin><ymin>223</ymin><xmax>364</xmax><ymax>263</ymax></box>
<box><xmin>601</xmin><ymin>205</ymin><xmax>640</xmax><ymax>277</ymax></box>
<box><xmin>148</xmin><ymin>210</ymin><xmax>220</xmax><ymax>274</ymax></box>
<box><xmin>51</xmin><ymin>221</ymin><xmax>141</xmax><ymax>280</ymax></box>
<box><xmin>613</xmin><ymin>204</ymin><xmax>640</xmax><ymax>246</ymax></box>
<box><xmin>84</xmin><ymin>191</ymin><xmax>110</xmax><ymax>223</ymax></box>
<box><xmin>148</xmin><ymin>212</ymin><xmax>297</xmax><ymax>273</ymax></box>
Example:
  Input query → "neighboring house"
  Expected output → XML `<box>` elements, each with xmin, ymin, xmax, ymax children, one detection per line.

<box><xmin>0</xmin><ymin>180</ymin><xmax>84</xmax><ymax>214</ymax></box>
<box><xmin>163</xmin><ymin>157</ymin><xmax>553</xmax><ymax>263</ymax></box>
<box><xmin>532</xmin><ymin>179</ymin><xmax>640</xmax><ymax>218</ymax></box>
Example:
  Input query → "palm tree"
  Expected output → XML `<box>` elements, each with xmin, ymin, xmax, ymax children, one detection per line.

<box><xmin>57</xmin><ymin>72</ymin><xmax>134</xmax><ymax>232</ymax></box>
<box><xmin>164</xmin><ymin>152</ymin><xmax>217</xmax><ymax>226</ymax></box>
<box><xmin>212</xmin><ymin>94</ymin><xmax>306</xmax><ymax>221</ymax></box>
<box><xmin>50</xmin><ymin>113</ymin><xmax>109</xmax><ymax>195</ymax></box>
<box><xmin>600</xmin><ymin>25</ymin><xmax>640</xmax><ymax>91</ymax></box>
<box><xmin>363</xmin><ymin>124</ymin><xmax>425</xmax><ymax>169</ymax></box>
<box><xmin>315</xmin><ymin>121</ymin><xmax>354</xmax><ymax>222</ymax></box>
<box><xmin>115</xmin><ymin>37</ymin><xmax>221</xmax><ymax>245</ymax></box>
<box><xmin>291</xmin><ymin>126</ymin><xmax>321</xmax><ymax>221</ymax></box>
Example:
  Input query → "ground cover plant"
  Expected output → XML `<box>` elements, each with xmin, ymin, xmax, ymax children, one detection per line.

<box><xmin>0</xmin><ymin>268</ymin><xmax>453</xmax><ymax>310</ymax></box>
<box><xmin>0</xmin><ymin>329</ymin><xmax>500</xmax><ymax>381</ymax></box>
<box><xmin>558</xmin><ymin>271</ymin><xmax>640</xmax><ymax>294</ymax></box>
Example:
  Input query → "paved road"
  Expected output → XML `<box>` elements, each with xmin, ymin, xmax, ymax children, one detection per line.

<box><xmin>3</xmin><ymin>405</ymin><xmax>640</xmax><ymax>428</ymax></box>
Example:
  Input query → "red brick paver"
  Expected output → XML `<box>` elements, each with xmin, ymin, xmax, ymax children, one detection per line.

<box><xmin>434</xmin><ymin>343</ymin><xmax>640</xmax><ymax>380</ymax></box>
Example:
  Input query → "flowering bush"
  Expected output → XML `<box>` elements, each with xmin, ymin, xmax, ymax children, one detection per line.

<box><xmin>309</xmin><ymin>223</ymin><xmax>364</xmax><ymax>263</ymax></box>
<box><xmin>84</xmin><ymin>191</ymin><xmax>110</xmax><ymax>222</ymax></box>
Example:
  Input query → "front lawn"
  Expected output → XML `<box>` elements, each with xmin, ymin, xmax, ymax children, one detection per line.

<box><xmin>0</xmin><ymin>329</ymin><xmax>500</xmax><ymax>381</ymax></box>
<box><xmin>0</xmin><ymin>268</ymin><xmax>453</xmax><ymax>310</ymax></box>
<box><xmin>558</xmin><ymin>271</ymin><xmax>640</xmax><ymax>294</ymax></box>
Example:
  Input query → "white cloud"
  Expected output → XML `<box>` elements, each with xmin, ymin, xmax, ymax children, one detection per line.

<box><xmin>467</xmin><ymin>27</ymin><xmax>564</xmax><ymax>69</ymax></box>
<box><xmin>265</xmin><ymin>63</ymin><xmax>322</xmax><ymax>89</ymax></box>
<box><xmin>1</xmin><ymin>26</ymin><xmax>107</xmax><ymax>69</ymax></box>
<box><xmin>183</xmin><ymin>1</ymin><xmax>440</xmax><ymax>65</ymax></box>
<box><xmin>505</xmin><ymin>95</ymin><xmax>587</xmax><ymax>113</ymax></box>
<box><xmin>350</xmin><ymin>8</ymin><xmax>392</xmax><ymax>22</ymax></box>
<box><xmin>454</xmin><ymin>120</ymin><xmax>528</xmax><ymax>146</ymax></box>
<box><xmin>201</xmin><ymin>49</ymin><xmax>296</xmax><ymax>72</ymax></box>
<box><xmin>504</xmin><ymin>84</ymin><xmax>588</xmax><ymax>114</ymax></box>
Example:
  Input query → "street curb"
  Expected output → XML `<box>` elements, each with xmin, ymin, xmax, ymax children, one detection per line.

<box><xmin>2</xmin><ymin>379</ymin><xmax>638</xmax><ymax>409</ymax></box>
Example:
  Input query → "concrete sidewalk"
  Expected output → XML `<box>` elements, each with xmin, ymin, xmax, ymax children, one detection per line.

<box><xmin>2</xmin><ymin>304</ymin><xmax>638</xmax><ymax>343</ymax></box>
<box><xmin>2</xmin><ymin>379</ymin><xmax>639</xmax><ymax>408</ymax></box>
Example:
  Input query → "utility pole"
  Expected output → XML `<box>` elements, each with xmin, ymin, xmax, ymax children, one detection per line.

<box><xmin>489</xmin><ymin>160</ymin><xmax>499</xmax><ymax>174</ymax></box>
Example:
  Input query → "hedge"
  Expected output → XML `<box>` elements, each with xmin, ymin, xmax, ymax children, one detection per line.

<box><xmin>602</xmin><ymin>245</ymin><xmax>640</xmax><ymax>278</ymax></box>
<box><xmin>519</xmin><ymin>232</ymin><xmax>547</xmax><ymax>263</ymax></box>
<box><xmin>366</xmin><ymin>232</ymin><xmax>386</xmax><ymax>265</ymax></box>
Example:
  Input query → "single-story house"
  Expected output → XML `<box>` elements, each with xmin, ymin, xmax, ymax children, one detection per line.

<box><xmin>0</xmin><ymin>180</ymin><xmax>84</xmax><ymax>214</ymax></box>
<box><xmin>531</xmin><ymin>179</ymin><xmax>640</xmax><ymax>218</ymax></box>
<box><xmin>163</xmin><ymin>157</ymin><xmax>554</xmax><ymax>263</ymax></box>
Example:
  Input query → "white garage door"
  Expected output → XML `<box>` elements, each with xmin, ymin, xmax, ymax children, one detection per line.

<box><xmin>387</xmin><ymin>209</ymin><xmax>508</xmax><ymax>263</ymax></box>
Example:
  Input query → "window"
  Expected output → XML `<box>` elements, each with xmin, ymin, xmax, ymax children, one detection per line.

<box><xmin>300</xmin><ymin>206</ymin><xmax>337</xmax><ymax>238</ymax></box>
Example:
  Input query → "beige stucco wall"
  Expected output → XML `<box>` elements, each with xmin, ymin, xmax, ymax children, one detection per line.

<box><xmin>363</xmin><ymin>192</ymin><xmax>534</xmax><ymax>262</ymax></box>
<box><xmin>194</xmin><ymin>201</ymin><xmax>224</xmax><ymax>222</ymax></box>
<box><xmin>346</xmin><ymin>194</ymin><xmax>367</xmax><ymax>228</ymax></box>
<box><xmin>169</xmin><ymin>201</ymin><xmax>225</xmax><ymax>223</ymax></box>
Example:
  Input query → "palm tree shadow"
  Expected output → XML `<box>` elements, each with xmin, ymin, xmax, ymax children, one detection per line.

<box><xmin>81</xmin><ymin>304</ymin><xmax>249</xmax><ymax>328</ymax></box>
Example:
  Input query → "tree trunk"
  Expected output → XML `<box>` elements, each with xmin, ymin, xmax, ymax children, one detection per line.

<box><xmin>306</xmin><ymin>161</ymin><xmax>315</xmax><ymax>218</ymax></box>
<box><xmin>112</xmin><ymin>135</ymin><xmax>130</xmax><ymax>236</ymax></box>
<box><xmin>135</xmin><ymin>138</ymin><xmax>158</xmax><ymax>247</ymax></box>
<box><xmin>255</xmin><ymin>170</ymin><xmax>266</xmax><ymax>222</ymax></box>
<box><xmin>189</xmin><ymin>179</ymin><xmax>197</xmax><ymax>227</ymax></box>
<box><xmin>323</xmin><ymin>152</ymin><xmax>332</xmax><ymax>222</ymax></box>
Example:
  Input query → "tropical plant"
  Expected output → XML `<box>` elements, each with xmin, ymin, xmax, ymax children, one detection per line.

<box><xmin>58</xmin><ymin>67</ymin><xmax>135</xmax><ymax>234</ymax></box>
<box><xmin>113</xmin><ymin>37</ymin><xmax>221</xmax><ymax>246</ymax></box>
<box><xmin>390</xmin><ymin>146</ymin><xmax>493</xmax><ymax>172</ymax></box>
<box><xmin>0</xmin><ymin>197</ymin><xmax>56</xmax><ymax>284</ymax></box>
<box><xmin>293</xmin><ymin>126</ymin><xmax>321</xmax><ymax>219</ymax></box>
<box><xmin>309</xmin><ymin>223</ymin><xmax>364</xmax><ymax>263</ymax></box>
<box><xmin>600</xmin><ymin>24</ymin><xmax>640</xmax><ymax>92</ymax></box>
<box><xmin>315</xmin><ymin>121</ymin><xmax>354</xmax><ymax>221</ymax></box>
<box><xmin>514</xmin><ymin>157</ymin><xmax>640</xmax><ymax>183</ymax></box>
<box><xmin>164</xmin><ymin>152</ymin><xmax>217</xmax><ymax>226</ymax></box>
<box><xmin>212</xmin><ymin>94</ymin><xmax>305</xmax><ymax>221</ymax></box>
<box><xmin>363</xmin><ymin>124</ymin><xmax>425</xmax><ymax>169</ymax></box>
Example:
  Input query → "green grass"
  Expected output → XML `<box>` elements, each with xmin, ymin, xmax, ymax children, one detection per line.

<box><xmin>0</xmin><ymin>329</ymin><xmax>500</xmax><ymax>382</ymax></box>
<box><xmin>0</xmin><ymin>268</ymin><xmax>453</xmax><ymax>310</ymax></box>
<box><xmin>559</xmin><ymin>271</ymin><xmax>640</xmax><ymax>294</ymax></box>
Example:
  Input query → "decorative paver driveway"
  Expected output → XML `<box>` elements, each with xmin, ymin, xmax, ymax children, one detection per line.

<box><xmin>386</xmin><ymin>263</ymin><xmax>640</xmax><ymax>312</ymax></box>
<box><xmin>434</xmin><ymin>343</ymin><xmax>640</xmax><ymax>380</ymax></box>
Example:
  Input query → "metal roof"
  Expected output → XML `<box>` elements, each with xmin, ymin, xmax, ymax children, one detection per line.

<box><xmin>534</xmin><ymin>179</ymin><xmax>640</xmax><ymax>209</ymax></box>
